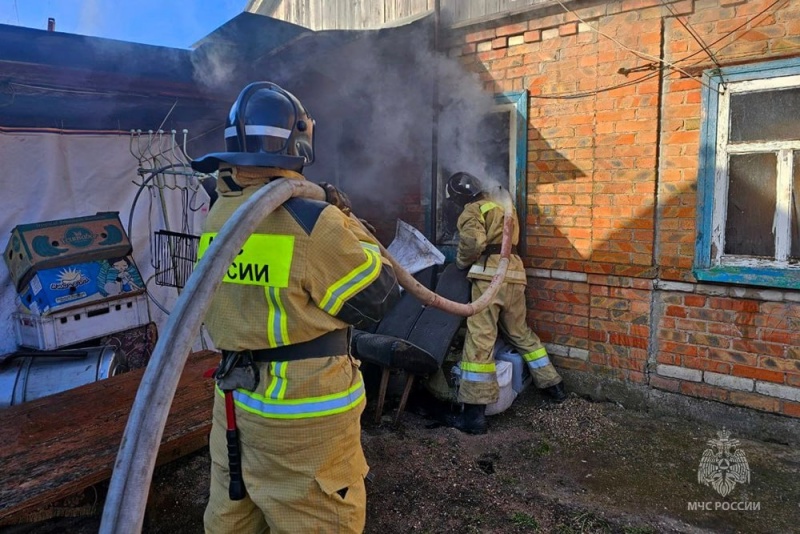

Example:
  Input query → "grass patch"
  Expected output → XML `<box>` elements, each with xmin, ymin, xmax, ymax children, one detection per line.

<box><xmin>529</xmin><ymin>440</ymin><xmax>552</xmax><ymax>458</ymax></box>
<box><xmin>510</xmin><ymin>511</ymin><xmax>539</xmax><ymax>530</ymax></box>
<box><xmin>554</xmin><ymin>511</ymin><xmax>612</xmax><ymax>534</ymax></box>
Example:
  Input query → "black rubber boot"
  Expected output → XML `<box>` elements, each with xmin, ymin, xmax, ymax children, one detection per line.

<box><xmin>542</xmin><ymin>382</ymin><xmax>567</xmax><ymax>403</ymax></box>
<box><xmin>446</xmin><ymin>403</ymin><xmax>488</xmax><ymax>435</ymax></box>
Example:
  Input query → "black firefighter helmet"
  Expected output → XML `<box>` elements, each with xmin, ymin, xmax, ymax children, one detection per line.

<box><xmin>446</xmin><ymin>171</ymin><xmax>484</xmax><ymax>207</ymax></box>
<box><xmin>191</xmin><ymin>82</ymin><xmax>315</xmax><ymax>174</ymax></box>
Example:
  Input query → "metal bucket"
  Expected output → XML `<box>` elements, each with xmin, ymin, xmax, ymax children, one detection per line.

<box><xmin>0</xmin><ymin>345</ymin><xmax>123</xmax><ymax>408</ymax></box>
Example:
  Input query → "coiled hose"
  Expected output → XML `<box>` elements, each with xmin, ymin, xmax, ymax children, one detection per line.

<box><xmin>99</xmin><ymin>178</ymin><xmax>513</xmax><ymax>533</ymax></box>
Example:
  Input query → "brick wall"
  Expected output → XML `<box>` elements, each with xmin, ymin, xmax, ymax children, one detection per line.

<box><xmin>446</xmin><ymin>0</ymin><xmax>800</xmax><ymax>418</ymax></box>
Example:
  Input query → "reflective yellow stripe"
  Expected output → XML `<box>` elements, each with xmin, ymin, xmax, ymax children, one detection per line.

<box><xmin>219</xmin><ymin>378</ymin><xmax>366</xmax><ymax>419</ymax></box>
<box><xmin>461</xmin><ymin>361</ymin><xmax>497</xmax><ymax>373</ymax></box>
<box><xmin>523</xmin><ymin>347</ymin><xmax>548</xmax><ymax>362</ymax></box>
<box><xmin>265</xmin><ymin>361</ymin><xmax>288</xmax><ymax>400</ymax></box>
<box><xmin>479</xmin><ymin>202</ymin><xmax>500</xmax><ymax>221</ymax></box>
<box><xmin>264</xmin><ymin>286</ymin><xmax>289</xmax><ymax>347</ymax></box>
<box><xmin>197</xmin><ymin>232</ymin><xmax>294</xmax><ymax>288</ymax></box>
<box><xmin>319</xmin><ymin>242</ymin><xmax>382</xmax><ymax>315</ymax></box>
<box><xmin>455</xmin><ymin>362</ymin><xmax>497</xmax><ymax>383</ymax></box>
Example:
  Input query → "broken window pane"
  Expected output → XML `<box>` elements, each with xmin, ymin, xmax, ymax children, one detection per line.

<box><xmin>482</xmin><ymin>111</ymin><xmax>511</xmax><ymax>181</ymax></box>
<box><xmin>793</xmin><ymin>151</ymin><xmax>800</xmax><ymax>260</ymax></box>
<box><xmin>730</xmin><ymin>87</ymin><xmax>800</xmax><ymax>143</ymax></box>
<box><xmin>725</xmin><ymin>152</ymin><xmax>777</xmax><ymax>257</ymax></box>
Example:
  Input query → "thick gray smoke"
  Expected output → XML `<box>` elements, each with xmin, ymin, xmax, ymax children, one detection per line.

<box><xmin>186</xmin><ymin>18</ymin><xmax>512</xmax><ymax>240</ymax></box>
<box><xmin>274</xmin><ymin>21</ymin><xmax>508</xmax><ymax>199</ymax></box>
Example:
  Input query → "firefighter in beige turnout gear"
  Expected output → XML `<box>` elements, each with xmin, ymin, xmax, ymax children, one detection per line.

<box><xmin>447</xmin><ymin>172</ymin><xmax>566</xmax><ymax>435</ymax></box>
<box><xmin>191</xmin><ymin>82</ymin><xmax>400</xmax><ymax>533</ymax></box>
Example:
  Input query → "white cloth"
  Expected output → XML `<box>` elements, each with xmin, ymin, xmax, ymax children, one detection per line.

<box><xmin>0</xmin><ymin>131</ymin><xmax>210</xmax><ymax>354</ymax></box>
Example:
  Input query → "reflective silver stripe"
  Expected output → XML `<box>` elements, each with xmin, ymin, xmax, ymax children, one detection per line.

<box><xmin>453</xmin><ymin>365</ymin><xmax>496</xmax><ymax>383</ymax></box>
<box><xmin>226</xmin><ymin>379</ymin><xmax>366</xmax><ymax>419</ymax></box>
<box><xmin>319</xmin><ymin>243</ymin><xmax>381</xmax><ymax>315</ymax></box>
<box><xmin>460</xmin><ymin>370</ymin><xmax>497</xmax><ymax>383</ymax></box>
<box><xmin>528</xmin><ymin>356</ymin><xmax>553</xmax><ymax>369</ymax></box>
<box><xmin>224</xmin><ymin>125</ymin><xmax>292</xmax><ymax>139</ymax></box>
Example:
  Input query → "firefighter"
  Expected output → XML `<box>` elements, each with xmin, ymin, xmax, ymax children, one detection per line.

<box><xmin>191</xmin><ymin>82</ymin><xmax>400</xmax><ymax>533</ymax></box>
<box><xmin>446</xmin><ymin>171</ymin><xmax>566</xmax><ymax>435</ymax></box>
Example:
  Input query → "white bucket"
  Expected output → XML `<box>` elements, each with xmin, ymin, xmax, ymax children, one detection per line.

<box><xmin>0</xmin><ymin>345</ymin><xmax>123</xmax><ymax>408</ymax></box>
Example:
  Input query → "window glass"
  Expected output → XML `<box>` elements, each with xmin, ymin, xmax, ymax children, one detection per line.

<box><xmin>729</xmin><ymin>87</ymin><xmax>800</xmax><ymax>143</ymax></box>
<box><xmin>481</xmin><ymin>111</ymin><xmax>511</xmax><ymax>179</ymax></box>
<box><xmin>725</xmin><ymin>152</ymin><xmax>777</xmax><ymax>256</ymax></box>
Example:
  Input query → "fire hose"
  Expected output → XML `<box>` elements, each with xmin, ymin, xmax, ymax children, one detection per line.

<box><xmin>99</xmin><ymin>178</ymin><xmax>513</xmax><ymax>533</ymax></box>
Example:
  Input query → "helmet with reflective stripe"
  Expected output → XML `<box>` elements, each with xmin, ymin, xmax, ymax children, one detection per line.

<box><xmin>191</xmin><ymin>82</ymin><xmax>315</xmax><ymax>174</ymax></box>
<box><xmin>446</xmin><ymin>171</ymin><xmax>483</xmax><ymax>207</ymax></box>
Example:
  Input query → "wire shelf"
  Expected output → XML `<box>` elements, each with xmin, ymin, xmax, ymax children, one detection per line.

<box><xmin>153</xmin><ymin>230</ymin><xmax>200</xmax><ymax>289</ymax></box>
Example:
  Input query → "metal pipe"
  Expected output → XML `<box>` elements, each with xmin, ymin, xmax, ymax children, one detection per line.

<box><xmin>427</xmin><ymin>0</ymin><xmax>442</xmax><ymax>242</ymax></box>
<box><xmin>100</xmin><ymin>179</ymin><xmax>513</xmax><ymax>533</ymax></box>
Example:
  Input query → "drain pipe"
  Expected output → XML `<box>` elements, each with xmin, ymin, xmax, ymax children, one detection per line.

<box><xmin>99</xmin><ymin>179</ymin><xmax>513</xmax><ymax>533</ymax></box>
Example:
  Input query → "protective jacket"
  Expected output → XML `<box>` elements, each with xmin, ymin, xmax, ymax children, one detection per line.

<box><xmin>199</xmin><ymin>172</ymin><xmax>399</xmax><ymax>419</ymax></box>
<box><xmin>201</xmin><ymin>171</ymin><xmax>399</xmax><ymax>533</ymax></box>
<box><xmin>455</xmin><ymin>199</ymin><xmax>527</xmax><ymax>284</ymax></box>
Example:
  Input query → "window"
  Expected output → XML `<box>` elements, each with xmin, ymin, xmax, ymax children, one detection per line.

<box><xmin>696</xmin><ymin>60</ymin><xmax>800</xmax><ymax>289</ymax></box>
<box><xmin>435</xmin><ymin>91</ymin><xmax>528</xmax><ymax>256</ymax></box>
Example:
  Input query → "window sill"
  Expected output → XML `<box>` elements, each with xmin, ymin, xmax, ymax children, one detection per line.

<box><xmin>693</xmin><ymin>265</ymin><xmax>800</xmax><ymax>290</ymax></box>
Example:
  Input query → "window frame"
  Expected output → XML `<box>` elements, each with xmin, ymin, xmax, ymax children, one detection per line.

<box><xmin>495</xmin><ymin>90</ymin><xmax>529</xmax><ymax>256</ymax></box>
<box><xmin>695</xmin><ymin>58</ymin><xmax>800</xmax><ymax>289</ymax></box>
<box><xmin>434</xmin><ymin>90</ymin><xmax>529</xmax><ymax>260</ymax></box>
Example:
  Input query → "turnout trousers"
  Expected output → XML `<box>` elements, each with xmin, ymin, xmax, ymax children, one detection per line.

<box><xmin>458</xmin><ymin>279</ymin><xmax>562</xmax><ymax>405</ymax></box>
<box><xmin>204</xmin><ymin>386</ymin><xmax>368</xmax><ymax>534</ymax></box>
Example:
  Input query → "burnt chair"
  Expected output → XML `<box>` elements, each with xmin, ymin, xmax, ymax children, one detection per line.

<box><xmin>351</xmin><ymin>263</ymin><xmax>471</xmax><ymax>424</ymax></box>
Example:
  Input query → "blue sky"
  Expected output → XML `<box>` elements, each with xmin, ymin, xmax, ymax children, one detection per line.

<box><xmin>0</xmin><ymin>0</ymin><xmax>246</xmax><ymax>48</ymax></box>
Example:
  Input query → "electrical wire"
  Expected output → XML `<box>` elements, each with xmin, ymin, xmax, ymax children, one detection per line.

<box><xmin>531</xmin><ymin>70</ymin><xmax>660</xmax><ymax>99</ymax></box>
<box><xmin>659</xmin><ymin>0</ymin><xmax>727</xmax><ymax>90</ymax></box>
<box><xmin>689</xmin><ymin>0</ymin><xmax>788</xmax><ymax>57</ymax></box>
<box><xmin>531</xmin><ymin>0</ymin><xmax>787</xmax><ymax>99</ymax></box>
<box><xmin>553</xmin><ymin>0</ymin><xmax>717</xmax><ymax>91</ymax></box>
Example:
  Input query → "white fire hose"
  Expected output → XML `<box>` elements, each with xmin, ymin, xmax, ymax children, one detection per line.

<box><xmin>99</xmin><ymin>178</ymin><xmax>513</xmax><ymax>533</ymax></box>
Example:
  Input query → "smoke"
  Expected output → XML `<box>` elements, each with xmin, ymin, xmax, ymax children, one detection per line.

<box><xmin>273</xmin><ymin>22</ymin><xmax>506</xmax><ymax>205</ymax></box>
<box><xmin>76</xmin><ymin>0</ymin><xmax>102</xmax><ymax>38</ymax></box>
<box><xmin>190</xmin><ymin>43</ymin><xmax>239</xmax><ymax>92</ymax></box>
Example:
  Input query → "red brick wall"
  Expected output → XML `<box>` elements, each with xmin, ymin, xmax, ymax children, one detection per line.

<box><xmin>446</xmin><ymin>0</ymin><xmax>800</xmax><ymax>417</ymax></box>
<box><xmin>653</xmin><ymin>291</ymin><xmax>800</xmax><ymax>418</ymax></box>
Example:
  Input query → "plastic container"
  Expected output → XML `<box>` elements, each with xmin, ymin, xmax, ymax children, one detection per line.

<box><xmin>12</xmin><ymin>293</ymin><xmax>149</xmax><ymax>350</ymax></box>
<box><xmin>0</xmin><ymin>345</ymin><xmax>123</xmax><ymax>407</ymax></box>
<box><xmin>493</xmin><ymin>341</ymin><xmax>532</xmax><ymax>394</ymax></box>
<box><xmin>485</xmin><ymin>360</ymin><xmax>517</xmax><ymax>416</ymax></box>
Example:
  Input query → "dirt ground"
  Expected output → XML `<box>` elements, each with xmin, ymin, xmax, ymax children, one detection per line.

<box><xmin>4</xmin><ymin>383</ymin><xmax>800</xmax><ymax>534</ymax></box>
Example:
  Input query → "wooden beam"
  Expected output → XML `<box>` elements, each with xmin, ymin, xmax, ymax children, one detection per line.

<box><xmin>0</xmin><ymin>350</ymin><xmax>219</xmax><ymax>523</ymax></box>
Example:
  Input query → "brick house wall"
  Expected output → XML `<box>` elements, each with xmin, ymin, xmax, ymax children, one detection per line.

<box><xmin>444</xmin><ymin>0</ymin><xmax>800</xmax><ymax>419</ymax></box>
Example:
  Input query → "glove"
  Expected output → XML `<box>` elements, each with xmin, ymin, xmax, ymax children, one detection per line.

<box><xmin>318</xmin><ymin>182</ymin><xmax>352</xmax><ymax>216</ymax></box>
<box><xmin>358</xmin><ymin>218</ymin><xmax>377</xmax><ymax>235</ymax></box>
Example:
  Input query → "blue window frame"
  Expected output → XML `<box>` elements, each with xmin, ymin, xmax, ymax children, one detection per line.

<box><xmin>695</xmin><ymin>58</ymin><xmax>800</xmax><ymax>290</ymax></box>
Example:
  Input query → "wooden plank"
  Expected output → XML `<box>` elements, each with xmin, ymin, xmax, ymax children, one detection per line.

<box><xmin>486</xmin><ymin>0</ymin><xmax>500</xmax><ymax>18</ymax></box>
<box><xmin>0</xmin><ymin>350</ymin><xmax>219</xmax><ymax>522</ymax></box>
<box><xmin>311</xmin><ymin>0</ymin><xmax>322</xmax><ymax>30</ymax></box>
<box><xmin>323</xmin><ymin>0</ymin><xmax>336</xmax><ymax>30</ymax></box>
